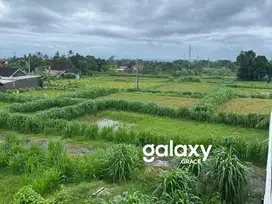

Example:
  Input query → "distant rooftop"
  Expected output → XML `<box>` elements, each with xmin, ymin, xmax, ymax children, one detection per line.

<box><xmin>0</xmin><ymin>75</ymin><xmax>41</xmax><ymax>84</ymax></box>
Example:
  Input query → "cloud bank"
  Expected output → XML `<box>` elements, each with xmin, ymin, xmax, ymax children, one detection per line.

<box><xmin>0</xmin><ymin>0</ymin><xmax>271</xmax><ymax>60</ymax></box>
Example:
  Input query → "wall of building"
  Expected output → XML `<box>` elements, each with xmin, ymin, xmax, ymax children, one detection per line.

<box><xmin>0</xmin><ymin>77</ymin><xmax>42</xmax><ymax>91</ymax></box>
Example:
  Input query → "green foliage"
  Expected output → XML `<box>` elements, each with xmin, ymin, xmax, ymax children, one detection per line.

<box><xmin>13</xmin><ymin>185</ymin><xmax>46</xmax><ymax>204</ymax></box>
<box><xmin>236</xmin><ymin>50</ymin><xmax>270</xmax><ymax>81</ymax></box>
<box><xmin>153</xmin><ymin>170</ymin><xmax>201</xmax><ymax>204</ymax></box>
<box><xmin>101</xmin><ymin>144</ymin><xmax>145</xmax><ymax>183</ymax></box>
<box><xmin>207</xmin><ymin>147</ymin><xmax>252</xmax><ymax>204</ymax></box>
<box><xmin>31</xmin><ymin>168</ymin><xmax>62</xmax><ymax>195</ymax></box>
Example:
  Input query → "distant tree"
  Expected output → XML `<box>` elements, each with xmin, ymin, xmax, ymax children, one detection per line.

<box><xmin>107</xmin><ymin>56</ymin><xmax>117</xmax><ymax>73</ymax></box>
<box><xmin>53</xmin><ymin>51</ymin><xmax>60</xmax><ymax>60</ymax></box>
<box><xmin>236</xmin><ymin>50</ymin><xmax>256</xmax><ymax>80</ymax></box>
<box><xmin>267</xmin><ymin>61</ymin><xmax>272</xmax><ymax>83</ymax></box>
<box><xmin>236</xmin><ymin>50</ymin><xmax>269</xmax><ymax>81</ymax></box>
<box><xmin>68</xmin><ymin>50</ymin><xmax>73</xmax><ymax>57</ymax></box>
<box><xmin>252</xmin><ymin>56</ymin><xmax>269</xmax><ymax>80</ymax></box>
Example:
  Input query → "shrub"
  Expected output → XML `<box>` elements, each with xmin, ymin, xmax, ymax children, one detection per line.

<box><xmin>101</xmin><ymin>144</ymin><xmax>145</xmax><ymax>183</ymax></box>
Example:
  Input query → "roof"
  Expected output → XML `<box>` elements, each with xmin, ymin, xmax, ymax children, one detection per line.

<box><xmin>48</xmin><ymin>70</ymin><xmax>66</xmax><ymax>77</ymax></box>
<box><xmin>0</xmin><ymin>68</ymin><xmax>19</xmax><ymax>77</ymax></box>
<box><xmin>51</xmin><ymin>60</ymin><xmax>73</xmax><ymax>72</ymax></box>
<box><xmin>0</xmin><ymin>75</ymin><xmax>41</xmax><ymax>84</ymax></box>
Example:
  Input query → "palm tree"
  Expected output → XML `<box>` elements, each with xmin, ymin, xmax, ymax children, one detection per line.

<box><xmin>68</xmin><ymin>50</ymin><xmax>73</xmax><ymax>57</ymax></box>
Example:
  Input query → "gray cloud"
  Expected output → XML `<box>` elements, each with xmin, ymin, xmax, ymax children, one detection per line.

<box><xmin>0</xmin><ymin>0</ymin><xmax>270</xmax><ymax>60</ymax></box>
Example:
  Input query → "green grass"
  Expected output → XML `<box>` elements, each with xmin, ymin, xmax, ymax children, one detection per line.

<box><xmin>0</xmin><ymin>173</ymin><xmax>22</xmax><ymax>203</ymax></box>
<box><xmin>98</xmin><ymin>92</ymin><xmax>199</xmax><ymax>108</ymax></box>
<box><xmin>153</xmin><ymin>82</ymin><xmax>219</xmax><ymax>93</ymax></box>
<box><xmin>46</xmin><ymin>178</ymin><xmax>155</xmax><ymax>204</ymax></box>
<box><xmin>217</xmin><ymin>98</ymin><xmax>272</xmax><ymax>114</ymax></box>
<box><xmin>76</xmin><ymin>111</ymin><xmax>268</xmax><ymax>142</ymax></box>
<box><xmin>20</xmin><ymin>89</ymin><xmax>69</xmax><ymax>97</ymax></box>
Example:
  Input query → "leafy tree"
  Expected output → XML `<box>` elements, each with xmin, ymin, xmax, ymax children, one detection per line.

<box><xmin>252</xmin><ymin>56</ymin><xmax>269</xmax><ymax>80</ymax></box>
<box><xmin>236</xmin><ymin>50</ymin><xmax>269</xmax><ymax>81</ymax></box>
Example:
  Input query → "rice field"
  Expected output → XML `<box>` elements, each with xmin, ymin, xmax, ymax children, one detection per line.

<box><xmin>0</xmin><ymin>75</ymin><xmax>270</xmax><ymax>203</ymax></box>
<box><xmin>98</xmin><ymin>92</ymin><xmax>199</xmax><ymax>107</ymax></box>
<box><xmin>20</xmin><ymin>89</ymin><xmax>69</xmax><ymax>97</ymax></box>
<box><xmin>153</xmin><ymin>82</ymin><xmax>219</xmax><ymax>93</ymax></box>
<box><xmin>231</xmin><ymin>87</ymin><xmax>272</xmax><ymax>94</ymax></box>
<box><xmin>76</xmin><ymin>110</ymin><xmax>268</xmax><ymax>142</ymax></box>
<box><xmin>218</xmin><ymin>98</ymin><xmax>272</xmax><ymax>114</ymax></box>
<box><xmin>48</xmin><ymin>76</ymin><xmax>164</xmax><ymax>89</ymax></box>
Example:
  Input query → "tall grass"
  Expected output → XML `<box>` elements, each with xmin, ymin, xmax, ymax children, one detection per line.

<box><xmin>0</xmin><ymin>110</ymin><xmax>268</xmax><ymax>166</ymax></box>
<box><xmin>0</xmin><ymin>92</ymin><xmax>41</xmax><ymax>103</ymax></box>
<box><xmin>153</xmin><ymin>170</ymin><xmax>201</xmax><ymax>204</ymax></box>
<box><xmin>192</xmin><ymin>87</ymin><xmax>234</xmax><ymax>114</ymax></box>
<box><xmin>207</xmin><ymin>147</ymin><xmax>252</xmax><ymax>204</ymax></box>
<box><xmin>8</xmin><ymin>98</ymin><xmax>85</xmax><ymax>113</ymax></box>
<box><xmin>101</xmin><ymin>144</ymin><xmax>145</xmax><ymax>183</ymax></box>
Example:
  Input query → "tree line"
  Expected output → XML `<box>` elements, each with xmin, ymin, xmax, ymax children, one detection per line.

<box><xmin>4</xmin><ymin>50</ymin><xmax>237</xmax><ymax>76</ymax></box>
<box><xmin>3</xmin><ymin>49</ymin><xmax>271</xmax><ymax>81</ymax></box>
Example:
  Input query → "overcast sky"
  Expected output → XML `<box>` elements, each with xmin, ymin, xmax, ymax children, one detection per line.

<box><xmin>0</xmin><ymin>0</ymin><xmax>271</xmax><ymax>61</ymax></box>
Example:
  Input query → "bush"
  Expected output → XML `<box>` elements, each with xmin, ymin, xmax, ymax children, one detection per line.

<box><xmin>101</xmin><ymin>144</ymin><xmax>145</xmax><ymax>183</ymax></box>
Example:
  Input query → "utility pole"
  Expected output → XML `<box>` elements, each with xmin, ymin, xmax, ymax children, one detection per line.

<box><xmin>136</xmin><ymin>58</ymin><xmax>139</xmax><ymax>89</ymax></box>
<box><xmin>207</xmin><ymin>58</ymin><xmax>210</xmax><ymax>69</ymax></box>
<box><xmin>188</xmin><ymin>44</ymin><xmax>191</xmax><ymax>69</ymax></box>
<box><xmin>28</xmin><ymin>54</ymin><xmax>31</xmax><ymax>74</ymax></box>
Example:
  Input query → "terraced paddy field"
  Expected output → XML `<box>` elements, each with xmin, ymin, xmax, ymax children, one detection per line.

<box><xmin>1</xmin><ymin>77</ymin><xmax>270</xmax><ymax>204</ymax></box>
<box><xmin>152</xmin><ymin>82</ymin><xmax>219</xmax><ymax>93</ymax></box>
<box><xmin>76</xmin><ymin>110</ymin><xmax>268</xmax><ymax>142</ymax></box>
<box><xmin>98</xmin><ymin>92</ymin><xmax>199</xmax><ymax>107</ymax></box>
<box><xmin>218</xmin><ymin>98</ymin><xmax>272</xmax><ymax>114</ymax></box>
